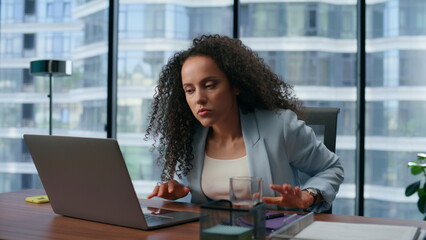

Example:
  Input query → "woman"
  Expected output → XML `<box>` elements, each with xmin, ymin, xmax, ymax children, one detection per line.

<box><xmin>146</xmin><ymin>34</ymin><xmax>344</xmax><ymax>212</ymax></box>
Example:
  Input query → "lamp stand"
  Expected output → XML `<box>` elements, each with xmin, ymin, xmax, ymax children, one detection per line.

<box><xmin>30</xmin><ymin>59</ymin><xmax>72</xmax><ymax>135</ymax></box>
<box><xmin>48</xmin><ymin>73</ymin><xmax>53</xmax><ymax>135</ymax></box>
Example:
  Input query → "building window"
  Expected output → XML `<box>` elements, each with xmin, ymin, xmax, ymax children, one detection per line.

<box><xmin>23</xmin><ymin>34</ymin><xmax>35</xmax><ymax>49</ymax></box>
<box><xmin>306</xmin><ymin>4</ymin><xmax>318</xmax><ymax>35</ymax></box>
<box><xmin>46</xmin><ymin>2</ymin><xmax>53</xmax><ymax>18</ymax></box>
<box><xmin>22</xmin><ymin>69</ymin><xmax>33</xmax><ymax>85</ymax></box>
<box><xmin>21</xmin><ymin>103</ymin><xmax>34</xmax><ymax>127</ymax></box>
<box><xmin>24</xmin><ymin>0</ymin><xmax>36</xmax><ymax>15</ymax></box>
<box><xmin>23</xmin><ymin>33</ymin><xmax>35</xmax><ymax>57</ymax></box>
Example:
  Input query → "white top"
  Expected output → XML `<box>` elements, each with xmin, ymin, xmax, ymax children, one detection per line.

<box><xmin>201</xmin><ymin>154</ymin><xmax>249</xmax><ymax>200</ymax></box>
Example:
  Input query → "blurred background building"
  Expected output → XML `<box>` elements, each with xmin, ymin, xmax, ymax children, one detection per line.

<box><xmin>1</xmin><ymin>0</ymin><xmax>425</xmax><ymax>219</ymax></box>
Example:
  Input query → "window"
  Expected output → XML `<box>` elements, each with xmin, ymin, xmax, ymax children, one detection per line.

<box><xmin>364</xmin><ymin>1</ymin><xmax>426</xmax><ymax>219</ymax></box>
<box><xmin>25</xmin><ymin>0</ymin><xmax>35</xmax><ymax>15</ymax></box>
<box><xmin>117</xmin><ymin>1</ymin><xmax>233</xmax><ymax>196</ymax></box>
<box><xmin>23</xmin><ymin>33</ymin><xmax>35</xmax><ymax>57</ymax></box>
<box><xmin>242</xmin><ymin>0</ymin><xmax>357</xmax><ymax>216</ymax></box>
<box><xmin>22</xmin><ymin>68</ymin><xmax>33</xmax><ymax>87</ymax></box>
<box><xmin>306</xmin><ymin>4</ymin><xmax>318</xmax><ymax>35</ymax></box>
<box><xmin>84</xmin><ymin>10</ymin><xmax>108</xmax><ymax>44</ymax></box>
<box><xmin>22</xmin><ymin>103</ymin><xmax>34</xmax><ymax>127</ymax></box>
<box><xmin>243</xmin><ymin>3</ymin><xmax>284</xmax><ymax>37</ymax></box>
<box><xmin>0</xmin><ymin>0</ymin><xmax>108</xmax><ymax>194</ymax></box>
<box><xmin>341</xmin><ymin>53</ymin><xmax>356</xmax><ymax>86</ymax></box>
<box><xmin>190</xmin><ymin>6</ymin><xmax>233</xmax><ymax>38</ymax></box>
<box><xmin>23</xmin><ymin>34</ymin><xmax>35</xmax><ymax>49</ymax></box>
<box><xmin>46</xmin><ymin>3</ymin><xmax>53</xmax><ymax>17</ymax></box>
<box><xmin>1</xmin><ymin>0</ymin><xmax>426</xmax><ymax>221</ymax></box>
<box><xmin>64</xmin><ymin>2</ymin><xmax>71</xmax><ymax>18</ymax></box>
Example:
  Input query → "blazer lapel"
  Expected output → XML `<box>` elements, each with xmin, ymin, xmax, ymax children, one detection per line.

<box><xmin>188</xmin><ymin>126</ymin><xmax>209</xmax><ymax>203</ymax></box>
<box><xmin>190</xmin><ymin>110</ymin><xmax>275</xmax><ymax>203</ymax></box>
<box><xmin>240</xmin><ymin>110</ymin><xmax>275</xmax><ymax>198</ymax></box>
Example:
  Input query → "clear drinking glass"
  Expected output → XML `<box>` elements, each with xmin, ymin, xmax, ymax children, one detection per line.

<box><xmin>229</xmin><ymin>176</ymin><xmax>262</xmax><ymax>208</ymax></box>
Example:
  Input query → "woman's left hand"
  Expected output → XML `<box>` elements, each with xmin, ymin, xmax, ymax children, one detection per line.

<box><xmin>262</xmin><ymin>184</ymin><xmax>314</xmax><ymax>209</ymax></box>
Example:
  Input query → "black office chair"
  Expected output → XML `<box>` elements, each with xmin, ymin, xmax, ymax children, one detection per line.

<box><xmin>302</xmin><ymin>107</ymin><xmax>340</xmax><ymax>153</ymax></box>
<box><xmin>299</xmin><ymin>107</ymin><xmax>340</xmax><ymax>213</ymax></box>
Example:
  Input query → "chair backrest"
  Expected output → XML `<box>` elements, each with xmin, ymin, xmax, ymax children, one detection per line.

<box><xmin>299</xmin><ymin>107</ymin><xmax>340</xmax><ymax>213</ymax></box>
<box><xmin>302</xmin><ymin>107</ymin><xmax>340</xmax><ymax>153</ymax></box>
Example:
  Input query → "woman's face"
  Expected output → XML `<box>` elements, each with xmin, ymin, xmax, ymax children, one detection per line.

<box><xmin>181</xmin><ymin>55</ymin><xmax>240</xmax><ymax>127</ymax></box>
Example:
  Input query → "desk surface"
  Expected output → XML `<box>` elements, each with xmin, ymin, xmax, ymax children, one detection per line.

<box><xmin>1</xmin><ymin>189</ymin><xmax>425</xmax><ymax>240</ymax></box>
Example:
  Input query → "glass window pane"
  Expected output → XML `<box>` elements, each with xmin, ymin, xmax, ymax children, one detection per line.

<box><xmin>240</xmin><ymin>0</ymin><xmax>357</xmax><ymax>215</ymax></box>
<box><xmin>0</xmin><ymin>0</ymin><xmax>109</xmax><ymax>193</ymax></box>
<box><xmin>1</xmin><ymin>0</ymin><xmax>424</xmax><ymax>221</ymax></box>
<box><xmin>117</xmin><ymin>1</ymin><xmax>233</xmax><ymax>198</ymax></box>
<box><xmin>365</xmin><ymin>1</ymin><xmax>426</xmax><ymax>220</ymax></box>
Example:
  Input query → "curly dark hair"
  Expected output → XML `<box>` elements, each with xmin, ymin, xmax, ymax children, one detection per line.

<box><xmin>146</xmin><ymin>34</ymin><xmax>302</xmax><ymax>182</ymax></box>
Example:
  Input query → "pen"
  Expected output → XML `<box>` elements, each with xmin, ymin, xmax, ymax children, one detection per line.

<box><xmin>265</xmin><ymin>212</ymin><xmax>285</xmax><ymax>220</ymax></box>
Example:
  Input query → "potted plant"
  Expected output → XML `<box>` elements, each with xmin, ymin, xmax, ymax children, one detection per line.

<box><xmin>405</xmin><ymin>153</ymin><xmax>426</xmax><ymax>220</ymax></box>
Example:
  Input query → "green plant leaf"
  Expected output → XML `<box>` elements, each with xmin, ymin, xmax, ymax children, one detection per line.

<box><xmin>418</xmin><ymin>196</ymin><xmax>426</xmax><ymax>214</ymax></box>
<box><xmin>418</xmin><ymin>153</ymin><xmax>426</xmax><ymax>161</ymax></box>
<box><xmin>406</xmin><ymin>180</ymin><xmax>421</xmax><ymax>196</ymax></box>
<box><xmin>408</xmin><ymin>161</ymin><xmax>417</xmax><ymax>167</ymax></box>
<box><xmin>411</xmin><ymin>166</ymin><xmax>424</xmax><ymax>175</ymax></box>
<box><xmin>419</xmin><ymin>188</ymin><xmax>426</xmax><ymax>197</ymax></box>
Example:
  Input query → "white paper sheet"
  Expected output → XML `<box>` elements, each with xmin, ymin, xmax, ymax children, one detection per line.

<box><xmin>293</xmin><ymin>221</ymin><xmax>420</xmax><ymax>240</ymax></box>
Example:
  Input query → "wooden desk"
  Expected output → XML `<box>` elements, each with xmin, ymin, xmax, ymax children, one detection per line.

<box><xmin>1</xmin><ymin>189</ymin><xmax>426</xmax><ymax>240</ymax></box>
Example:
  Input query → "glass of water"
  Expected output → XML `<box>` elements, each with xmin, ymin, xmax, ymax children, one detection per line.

<box><xmin>229</xmin><ymin>176</ymin><xmax>262</xmax><ymax>209</ymax></box>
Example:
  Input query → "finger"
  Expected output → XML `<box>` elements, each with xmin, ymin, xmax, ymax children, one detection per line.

<box><xmin>289</xmin><ymin>186</ymin><xmax>296</xmax><ymax>195</ymax></box>
<box><xmin>183</xmin><ymin>186</ymin><xmax>191</xmax><ymax>194</ymax></box>
<box><xmin>173</xmin><ymin>186</ymin><xmax>191</xmax><ymax>199</ymax></box>
<box><xmin>168</xmin><ymin>181</ymin><xmax>176</xmax><ymax>193</ymax></box>
<box><xmin>269</xmin><ymin>184</ymin><xmax>284</xmax><ymax>193</ymax></box>
<box><xmin>252</xmin><ymin>192</ymin><xmax>261</xmax><ymax>199</ymax></box>
<box><xmin>294</xmin><ymin>186</ymin><xmax>302</xmax><ymax>197</ymax></box>
<box><xmin>157</xmin><ymin>184</ymin><xmax>168</xmax><ymax>197</ymax></box>
<box><xmin>147</xmin><ymin>185</ymin><xmax>159</xmax><ymax>199</ymax></box>
<box><xmin>270</xmin><ymin>185</ymin><xmax>291</xmax><ymax>196</ymax></box>
<box><xmin>283</xmin><ymin>184</ymin><xmax>295</xmax><ymax>195</ymax></box>
<box><xmin>262</xmin><ymin>196</ymin><xmax>283</xmax><ymax>205</ymax></box>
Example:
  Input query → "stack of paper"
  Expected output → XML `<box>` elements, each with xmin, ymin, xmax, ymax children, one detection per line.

<box><xmin>270</xmin><ymin>220</ymin><xmax>420</xmax><ymax>240</ymax></box>
<box><xmin>293</xmin><ymin>221</ymin><xmax>420</xmax><ymax>240</ymax></box>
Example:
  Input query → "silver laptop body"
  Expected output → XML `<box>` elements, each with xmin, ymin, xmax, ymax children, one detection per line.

<box><xmin>23</xmin><ymin>134</ymin><xmax>199</xmax><ymax>230</ymax></box>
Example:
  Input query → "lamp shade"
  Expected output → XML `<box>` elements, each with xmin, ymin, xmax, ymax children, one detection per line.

<box><xmin>30</xmin><ymin>59</ymin><xmax>72</xmax><ymax>77</ymax></box>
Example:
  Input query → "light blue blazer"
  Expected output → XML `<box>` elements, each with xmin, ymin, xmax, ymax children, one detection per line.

<box><xmin>185</xmin><ymin>108</ymin><xmax>344</xmax><ymax>212</ymax></box>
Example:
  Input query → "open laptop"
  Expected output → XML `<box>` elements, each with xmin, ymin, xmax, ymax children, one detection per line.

<box><xmin>23</xmin><ymin>134</ymin><xmax>199</xmax><ymax>230</ymax></box>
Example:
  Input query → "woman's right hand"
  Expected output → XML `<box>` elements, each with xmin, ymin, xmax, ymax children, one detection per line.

<box><xmin>147</xmin><ymin>180</ymin><xmax>190</xmax><ymax>200</ymax></box>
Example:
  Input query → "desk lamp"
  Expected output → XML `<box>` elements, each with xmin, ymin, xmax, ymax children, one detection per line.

<box><xmin>30</xmin><ymin>59</ymin><xmax>72</xmax><ymax>135</ymax></box>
